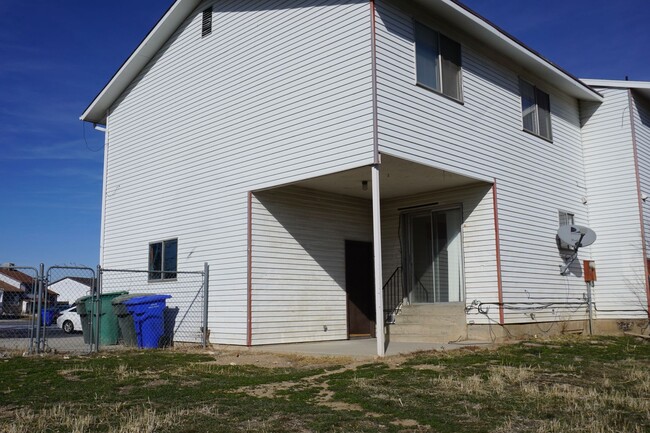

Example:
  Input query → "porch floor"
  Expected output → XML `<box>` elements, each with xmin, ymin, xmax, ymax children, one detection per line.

<box><xmin>245</xmin><ymin>338</ymin><xmax>494</xmax><ymax>359</ymax></box>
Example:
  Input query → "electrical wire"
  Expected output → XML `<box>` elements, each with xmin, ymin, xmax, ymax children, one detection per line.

<box><xmin>83</xmin><ymin>121</ymin><xmax>105</xmax><ymax>152</ymax></box>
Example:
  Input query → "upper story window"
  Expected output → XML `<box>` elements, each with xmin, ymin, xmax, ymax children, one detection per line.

<box><xmin>414</xmin><ymin>21</ymin><xmax>463</xmax><ymax>101</ymax></box>
<box><xmin>202</xmin><ymin>6</ymin><xmax>213</xmax><ymax>37</ymax></box>
<box><xmin>149</xmin><ymin>238</ymin><xmax>178</xmax><ymax>281</ymax></box>
<box><xmin>520</xmin><ymin>79</ymin><xmax>552</xmax><ymax>141</ymax></box>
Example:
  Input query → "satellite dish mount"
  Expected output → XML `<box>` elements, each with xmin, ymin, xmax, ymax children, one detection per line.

<box><xmin>557</xmin><ymin>224</ymin><xmax>597</xmax><ymax>275</ymax></box>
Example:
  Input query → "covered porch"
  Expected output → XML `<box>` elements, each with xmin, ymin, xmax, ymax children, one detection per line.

<box><xmin>249</xmin><ymin>154</ymin><xmax>498</xmax><ymax>355</ymax></box>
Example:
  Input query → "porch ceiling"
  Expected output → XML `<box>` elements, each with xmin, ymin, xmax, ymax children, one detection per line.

<box><xmin>297</xmin><ymin>155</ymin><xmax>486</xmax><ymax>199</ymax></box>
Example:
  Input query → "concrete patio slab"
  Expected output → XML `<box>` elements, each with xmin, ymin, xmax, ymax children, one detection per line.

<box><xmin>246</xmin><ymin>338</ymin><xmax>494</xmax><ymax>359</ymax></box>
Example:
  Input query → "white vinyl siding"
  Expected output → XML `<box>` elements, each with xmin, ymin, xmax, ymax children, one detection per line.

<box><xmin>381</xmin><ymin>184</ymin><xmax>498</xmax><ymax>325</ymax></box>
<box><xmin>632</xmin><ymin>92</ymin><xmax>650</xmax><ymax>261</ymax></box>
<box><xmin>251</xmin><ymin>186</ymin><xmax>372</xmax><ymax>344</ymax></box>
<box><xmin>374</xmin><ymin>0</ymin><xmax>590</xmax><ymax>324</ymax></box>
<box><xmin>581</xmin><ymin>88</ymin><xmax>647</xmax><ymax>319</ymax></box>
<box><xmin>101</xmin><ymin>0</ymin><xmax>374</xmax><ymax>345</ymax></box>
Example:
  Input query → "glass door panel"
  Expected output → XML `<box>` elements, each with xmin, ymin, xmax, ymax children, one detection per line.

<box><xmin>411</xmin><ymin>214</ymin><xmax>434</xmax><ymax>303</ymax></box>
<box><xmin>406</xmin><ymin>208</ymin><xmax>463</xmax><ymax>303</ymax></box>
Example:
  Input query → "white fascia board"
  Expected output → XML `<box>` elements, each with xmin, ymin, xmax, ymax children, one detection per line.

<box><xmin>80</xmin><ymin>0</ymin><xmax>202</xmax><ymax>125</ymax></box>
<box><xmin>582</xmin><ymin>79</ymin><xmax>650</xmax><ymax>101</ymax></box>
<box><xmin>416</xmin><ymin>0</ymin><xmax>603</xmax><ymax>102</ymax></box>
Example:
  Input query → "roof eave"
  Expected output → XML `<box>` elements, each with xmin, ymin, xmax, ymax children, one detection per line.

<box><xmin>80</xmin><ymin>0</ymin><xmax>202</xmax><ymax>125</ymax></box>
<box><xmin>416</xmin><ymin>0</ymin><xmax>603</xmax><ymax>102</ymax></box>
<box><xmin>581</xmin><ymin>78</ymin><xmax>650</xmax><ymax>102</ymax></box>
<box><xmin>81</xmin><ymin>0</ymin><xmax>604</xmax><ymax>125</ymax></box>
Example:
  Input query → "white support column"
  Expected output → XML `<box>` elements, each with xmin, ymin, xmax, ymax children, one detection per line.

<box><xmin>372</xmin><ymin>164</ymin><xmax>385</xmax><ymax>356</ymax></box>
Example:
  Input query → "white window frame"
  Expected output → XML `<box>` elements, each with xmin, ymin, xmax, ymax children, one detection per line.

<box><xmin>557</xmin><ymin>211</ymin><xmax>576</xmax><ymax>251</ymax></box>
<box><xmin>414</xmin><ymin>21</ymin><xmax>463</xmax><ymax>102</ymax></box>
<box><xmin>520</xmin><ymin>78</ymin><xmax>552</xmax><ymax>141</ymax></box>
<box><xmin>148</xmin><ymin>238</ymin><xmax>178</xmax><ymax>281</ymax></box>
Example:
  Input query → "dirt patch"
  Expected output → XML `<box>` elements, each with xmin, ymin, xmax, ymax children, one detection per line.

<box><xmin>203</xmin><ymin>347</ymin><xmax>355</xmax><ymax>369</ymax></box>
<box><xmin>411</xmin><ymin>364</ymin><xmax>446</xmax><ymax>371</ymax></box>
<box><xmin>57</xmin><ymin>368</ymin><xmax>91</xmax><ymax>381</ymax></box>
<box><xmin>238</xmin><ymin>380</ymin><xmax>301</xmax><ymax>399</ymax></box>
<box><xmin>143</xmin><ymin>379</ymin><xmax>169</xmax><ymax>388</ymax></box>
<box><xmin>391</xmin><ymin>419</ymin><xmax>420</xmax><ymax>427</ymax></box>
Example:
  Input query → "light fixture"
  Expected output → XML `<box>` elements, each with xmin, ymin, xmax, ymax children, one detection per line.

<box><xmin>361</xmin><ymin>180</ymin><xmax>368</xmax><ymax>191</ymax></box>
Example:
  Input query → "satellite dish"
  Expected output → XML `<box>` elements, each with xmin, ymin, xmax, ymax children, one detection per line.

<box><xmin>557</xmin><ymin>225</ymin><xmax>597</xmax><ymax>248</ymax></box>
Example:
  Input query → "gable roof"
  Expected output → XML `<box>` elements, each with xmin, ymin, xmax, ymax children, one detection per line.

<box><xmin>80</xmin><ymin>0</ymin><xmax>602</xmax><ymax>125</ymax></box>
<box><xmin>581</xmin><ymin>79</ymin><xmax>650</xmax><ymax>101</ymax></box>
<box><xmin>0</xmin><ymin>280</ymin><xmax>23</xmax><ymax>293</ymax></box>
<box><xmin>81</xmin><ymin>0</ymin><xmax>202</xmax><ymax>125</ymax></box>
<box><xmin>0</xmin><ymin>268</ymin><xmax>36</xmax><ymax>285</ymax></box>
<box><xmin>48</xmin><ymin>276</ymin><xmax>95</xmax><ymax>287</ymax></box>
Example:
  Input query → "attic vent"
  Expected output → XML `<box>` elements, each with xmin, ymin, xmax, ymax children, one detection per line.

<box><xmin>202</xmin><ymin>7</ymin><xmax>212</xmax><ymax>37</ymax></box>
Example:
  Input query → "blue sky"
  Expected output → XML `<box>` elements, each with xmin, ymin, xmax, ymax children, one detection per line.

<box><xmin>0</xmin><ymin>0</ymin><xmax>648</xmax><ymax>267</ymax></box>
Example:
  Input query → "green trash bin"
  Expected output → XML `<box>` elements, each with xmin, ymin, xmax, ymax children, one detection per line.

<box><xmin>76</xmin><ymin>291</ymin><xmax>128</xmax><ymax>346</ymax></box>
<box><xmin>74</xmin><ymin>295</ymin><xmax>94</xmax><ymax>345</ymax></box>
<box><xmin>112</xmin><ymin>293</ymin><xmax>147</xmax><ymax>347</ymax></box>
<box><xmin>97</xmin><ymin>291</ymin><xmax>128</xmax><ymax>345</ymax></box>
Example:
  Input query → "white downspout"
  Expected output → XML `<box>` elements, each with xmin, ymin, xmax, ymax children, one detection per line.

<box><xmin>372</xmin><ymin>163</ymin><xmax>385</xmax><ymax>356</ymax></box>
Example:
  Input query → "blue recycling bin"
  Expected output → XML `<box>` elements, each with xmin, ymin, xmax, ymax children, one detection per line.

<box><xmin>122</xmin><ymin>295</ymin><xmax>172</xmax><ymax>349</ymax></box>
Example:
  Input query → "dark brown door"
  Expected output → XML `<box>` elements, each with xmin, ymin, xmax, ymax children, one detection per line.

<box><xmin>345</xmin><ymin>240</ymin><xmax>375</xmax><ymax>337</ymax></box>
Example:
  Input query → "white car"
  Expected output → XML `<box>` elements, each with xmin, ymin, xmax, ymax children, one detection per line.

<box><xmin>56</xmin><ymin>306</ymin><xmax>82</xmax><ymax>334</ymax></box>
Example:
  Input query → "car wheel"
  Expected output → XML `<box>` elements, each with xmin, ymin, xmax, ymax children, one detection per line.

<box><xmin>62</xmin><ymin>320</ymin><xmax>74</xmax><ymax>334</ymax></box>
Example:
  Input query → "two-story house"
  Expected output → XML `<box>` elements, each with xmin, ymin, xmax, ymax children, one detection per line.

<box><xmin>81</xmin><ymin>0</ymin><xmax>649</xmax><ymax>355</ymax></box>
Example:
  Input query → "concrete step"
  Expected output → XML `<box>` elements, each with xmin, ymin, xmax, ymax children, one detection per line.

<box><xmin>388</xmin><ymin>303</ymin><xmax>467</xmax><ymax>343</ymax></box>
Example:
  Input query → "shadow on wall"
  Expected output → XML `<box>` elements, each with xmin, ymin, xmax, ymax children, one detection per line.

<box><xmin>253</xmin><ymin>186</ymin><xmax>373</xmax><ymax>291</ymax></box>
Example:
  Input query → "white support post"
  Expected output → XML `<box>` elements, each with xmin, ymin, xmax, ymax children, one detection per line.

<box><xmin>372</xmin><ymin>164</ymin><xmax>385</xmax><ymax>356</ymax></box>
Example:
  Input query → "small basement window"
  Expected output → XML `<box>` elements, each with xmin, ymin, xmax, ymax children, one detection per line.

<box><xmin>557</xmin><ymin>211</ymin><xmax>575</xmax><ymax>251</ymax></box>
<box><xmin>520</xmin><ymin>79</ymin><xmax>552</xmax><ymax>141</ymax></box>
<box><xmin>149</xmin><ymin>239</ymin><xmax>178</xmax><ymax>281</ymax></box>
<box><xmin>559</xmin><ymin>211</ymin><xmax>575</xmax><ymax>227</ymax></box>
<box><xmin>202</xmin><ymin>6</ymin><xmax>212</xmax><ymax>37</ymax></box>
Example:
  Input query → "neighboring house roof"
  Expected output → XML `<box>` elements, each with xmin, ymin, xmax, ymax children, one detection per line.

<box><xmin>80</xmin><ymin>0</ymin><xmax>602</xmax><ymax>125</ymax></box>
<box><xmin>581</xmin><ymin>79</ymin><xmax>650</xmax><ymax>100</ymax></box>
<box><xmin>0</xmin><ymin>280</ymin><xmax>23</xmax><ymax>293</ymax></box>
<box><xmin>0</xmin><ymin>268</ymin><xmax>35</xmax><ymax>285</ymax></box>
<box><xmin>48</xmin><ymin>276</ymin><xmax>94</xmax><ymax>287</ymax></box>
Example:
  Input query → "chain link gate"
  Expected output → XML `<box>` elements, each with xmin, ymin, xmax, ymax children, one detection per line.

<box><xmin>0</xmin><ymin>263</ymin><xmax>209</xmax><ymax>355</ymax></box>
<box><xmin>0</xmin><ymin>265</ymin><xmax>39</xmax><ymax>354</ymax></box>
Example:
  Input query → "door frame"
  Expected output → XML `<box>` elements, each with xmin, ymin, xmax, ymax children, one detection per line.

<box><xmin>344</xmin><ymin>240</ymin><xmax>376</xmax><ymax>338</ymax></box>
<box><xmin>400</xmin><ymin>204</ymin><xmax>465</xmax><ymax>304</ymax></box>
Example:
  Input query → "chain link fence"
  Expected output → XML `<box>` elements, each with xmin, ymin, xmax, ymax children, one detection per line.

<box><xmin>99</xmin><ymin>266</ymin><xmax>208</xmax><ymax>348</ymax></box>
<box><xmin>0</xmin><ymin>264</ymin><xmax>208</xmax><ymax>355</ymax></box>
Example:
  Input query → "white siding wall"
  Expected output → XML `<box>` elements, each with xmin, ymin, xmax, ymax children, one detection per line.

<box><xmin>102</xmin><ymin>0</ymin><xmax>375</xmax><ymax>344</ymax></box>
<box><xmin>47</xmin><ymin>280</ymin><xmax>91</xmax><ymax>304</ymax></box>
<box><xmin>0</xmin><ymin>275</ymin><xmax>21</xmax><ymax>289</ymax></box>
<box><xmin>381</xmin><ymin>184</ymin><xmax>498</xmax><ymax>325</ymax></box>
<box><xmin>374</xmin><ymin>1</ymin><xmax>590</xmax><ymax>324</ymax></box>
<box><xmin>581</xmin><ymin>88</ymin><xmax>647</xmax><ymax>319</ymax></box>
<box><xmin>251</xmin><ymin>186</ymin><xmax>372</xmax><ymax>344</ymax></box>
<box><xmin>632</xmin><ymin>92</ymin><xmax>650</xmax><ymax>311</ymax></box>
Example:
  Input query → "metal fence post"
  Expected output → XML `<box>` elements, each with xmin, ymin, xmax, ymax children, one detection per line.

<box><xmin>203</xmin><ymin>262</ymin><xmax>209</xmax><ymax>348</ymax></box>
<box><xmin>95</xmin><ymin>266</ymin><xmax>102</xmax><ymax>352</ymax></box>
<box><xmin>34</xmin><ymin>263</ymin><xmax>45</xmax><ymax>353</ymax></box>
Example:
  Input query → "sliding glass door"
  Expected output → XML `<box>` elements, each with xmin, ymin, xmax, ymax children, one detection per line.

<box><xmin>404</xmin><ymin>208</ymin><xmax>463</xmax><ymax>303</ymax></box>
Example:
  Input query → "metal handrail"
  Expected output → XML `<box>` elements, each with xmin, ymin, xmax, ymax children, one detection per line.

<box><xmin>382</xmin><ymin>267</ymin><xmax>403</xmax><ymax>324</ymax></box>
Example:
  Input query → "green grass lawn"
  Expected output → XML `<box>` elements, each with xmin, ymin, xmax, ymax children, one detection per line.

<box><xmin>0</xmin><ymin>336</ymin><xmax>648</xmax><ymax>432</ymax></box>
